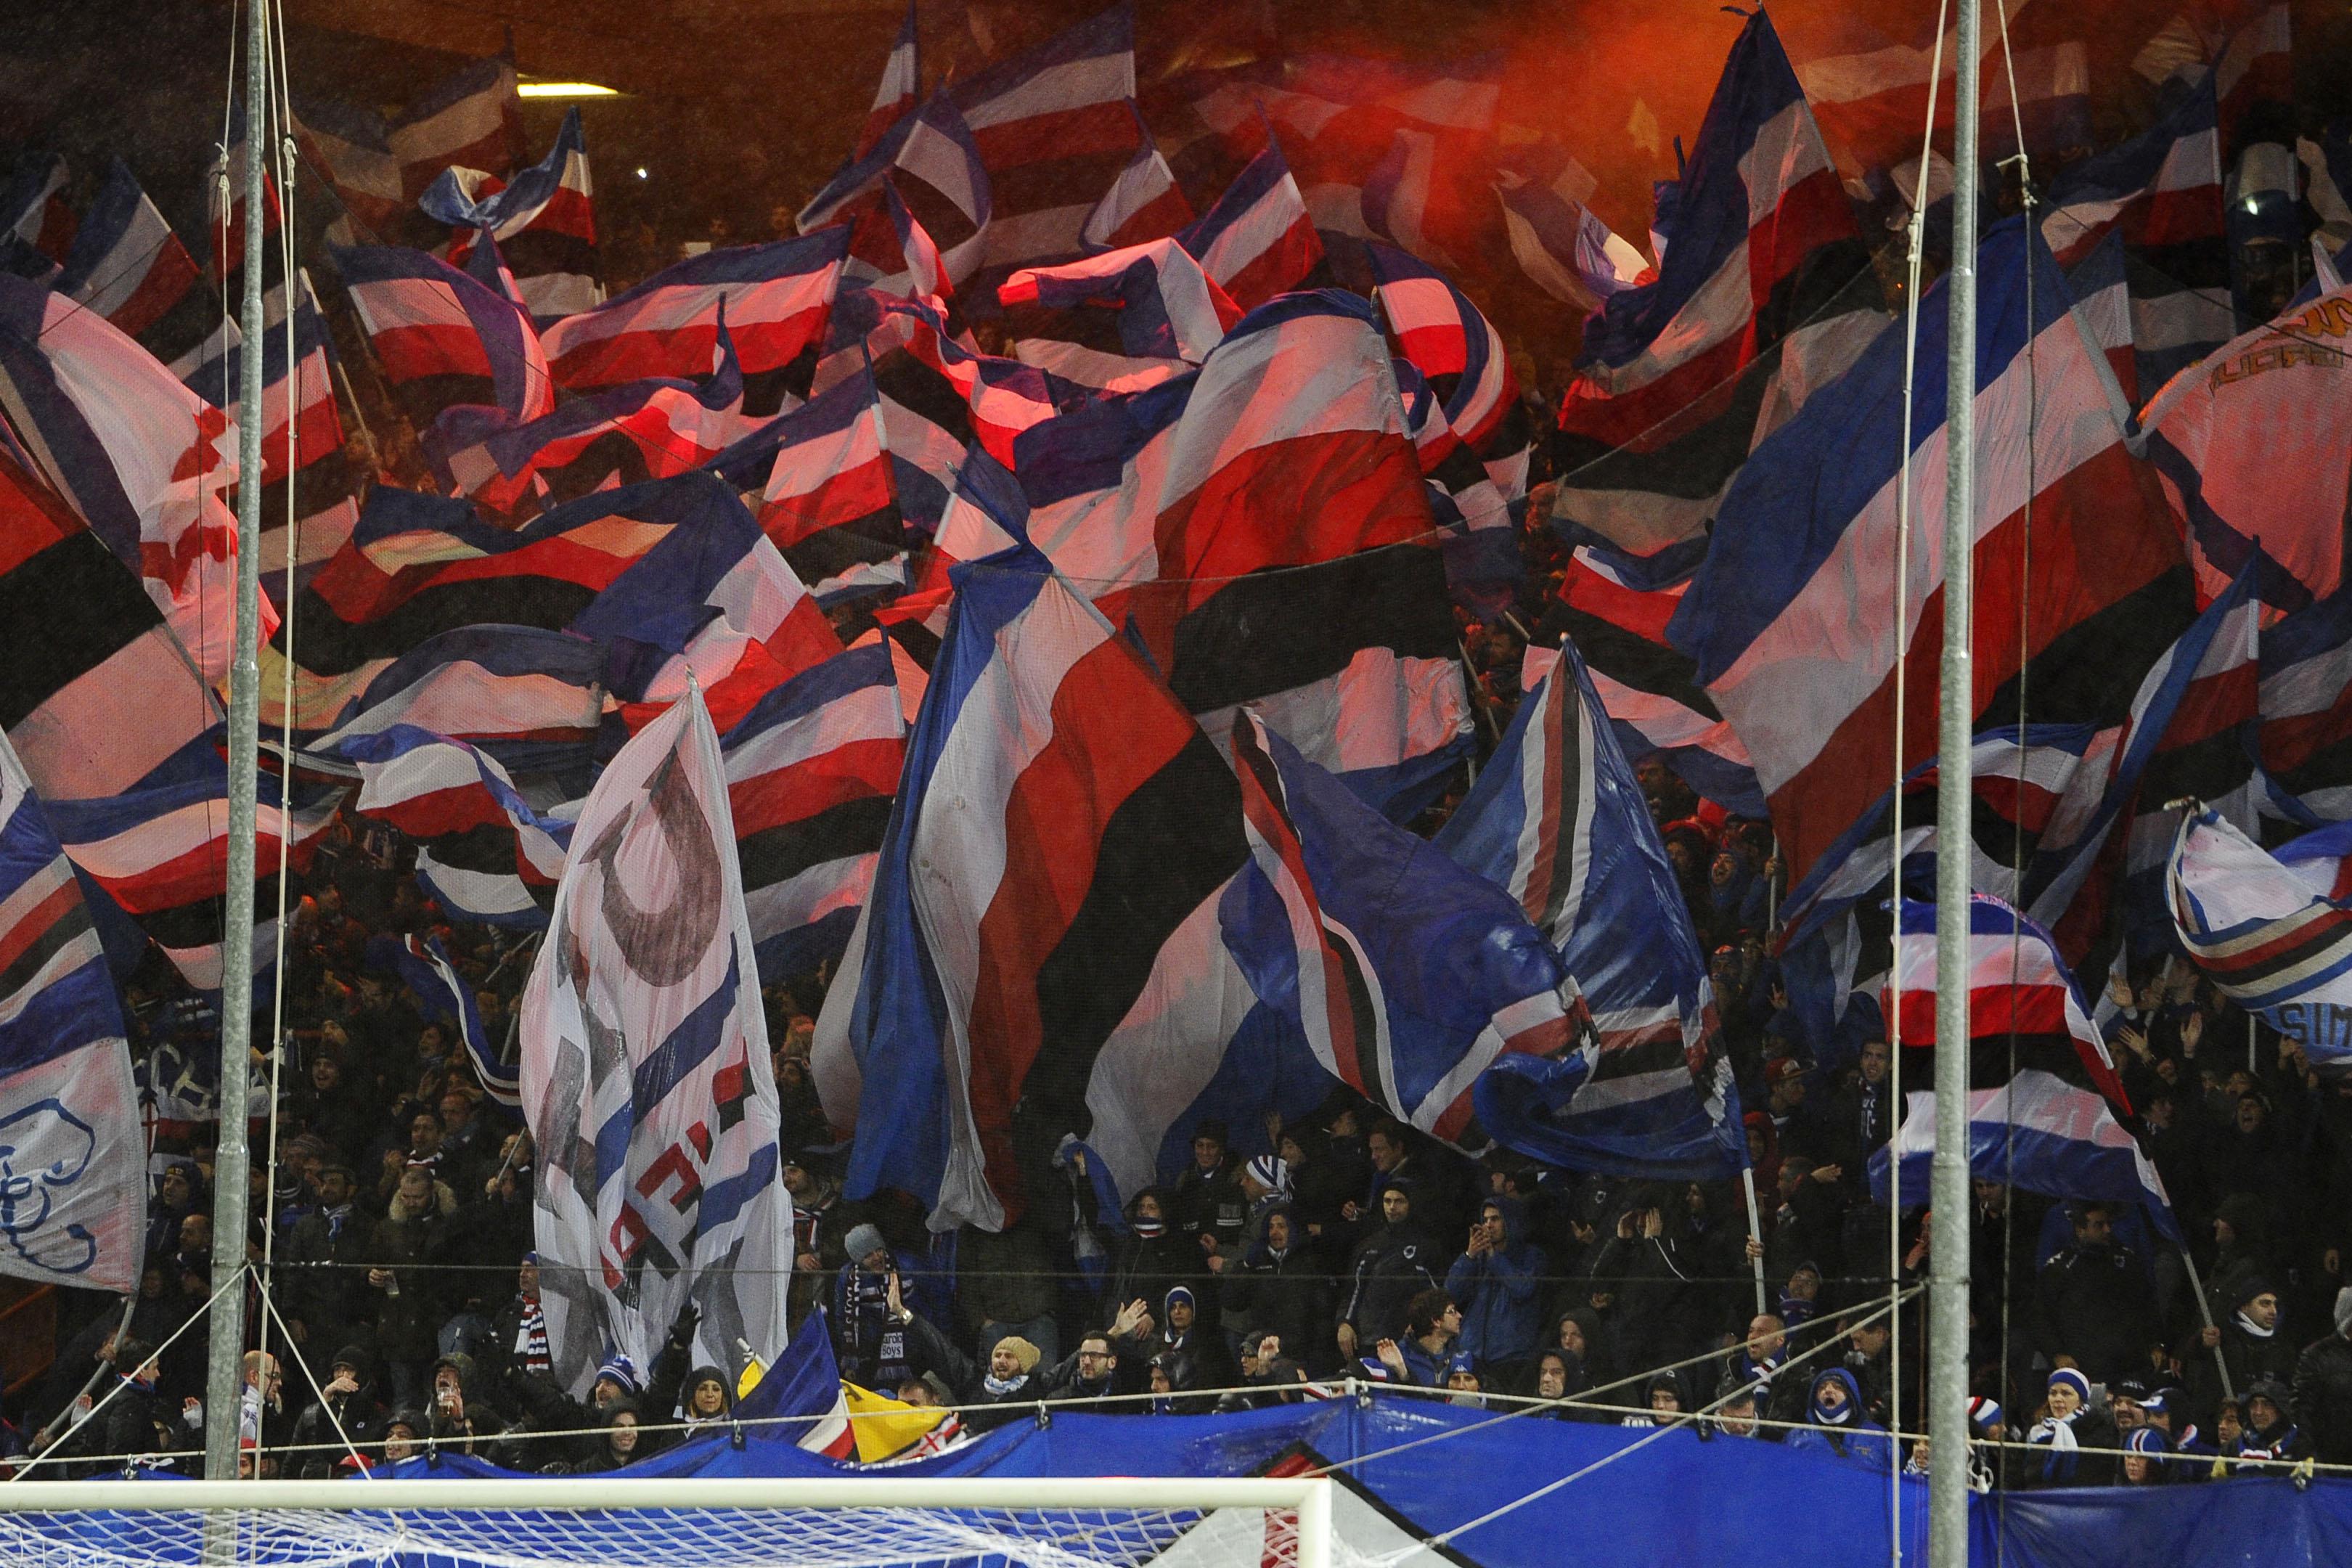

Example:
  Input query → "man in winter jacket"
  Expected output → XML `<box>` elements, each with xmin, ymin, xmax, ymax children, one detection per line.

<box><xmin>2033</xmin><ymin>1203</ymin><xmax>2157</xmax><ymax>1382</ymax></box>
<box><xmin>1445</xmin><ymin>1196</ymin><xmax>1543</xmax><ymax>1376</ymax></box>
<box><xmin>1220</xmin><ymin>1202</ymin><xmax>1331</xmax><ymax>1372</ymax></box>
<box><xmin>2293</xmin><ymin>1286</ymin><xmax>2352</xmax><ymax>1464</ymax></box>
<box><xmin>2187</xmin><ymin>1269</ymin><xmax>2301</xmax><ymax>1424</ymax></box>
<box><xmin>289</xmin><ymin>1345</ymin><xmax>387</xmax><ymax>1477</ymax></box>
<box><xmin>280</xmin><ymin>1164</ymin><xmax>371</xmax><ymax>1348</ymax></box>
<box><xmin>1336</xmin><ymin>1177</ymin><xmax>1440</xmax><ymax>1359</ymax></box>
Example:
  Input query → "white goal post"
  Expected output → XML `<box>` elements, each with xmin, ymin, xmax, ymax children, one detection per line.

<box><xmin>0</xmin><ymin>1474</ymin><xmax>1336</xmax><ymax>1568</ymax></box>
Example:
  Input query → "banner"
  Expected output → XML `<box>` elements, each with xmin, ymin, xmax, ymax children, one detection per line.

<box><xmin>0</xmin><ymin>730</ymin><xmax>147</xmax><ymax>1291</ymax></box>
<box><xmin>522</xmin><ymin>685</ymin><xmax>793</xmax><ymax>1390</ymax></box>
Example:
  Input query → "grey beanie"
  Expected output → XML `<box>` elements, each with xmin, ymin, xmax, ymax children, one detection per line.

<box><xmin>846</xmin><ymin>1223</ymin><xmax>888</xmax><ymax>1264</ymax></box>
<box><xmin>2335</xmin><ymin>1286</ymin><xmax>2352</xmax><ymax>1339</ymax></box>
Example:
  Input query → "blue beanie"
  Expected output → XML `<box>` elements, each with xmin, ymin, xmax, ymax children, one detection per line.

<box><xmin>595</xmin><ymin>1354</ymin><xmax>642</xmax><ymax>1397</ymax></box>
<box><xmin>2048</xmin><ymin>1368</ymin><xmax>2091</xmax><ymax>1407</ymax></box>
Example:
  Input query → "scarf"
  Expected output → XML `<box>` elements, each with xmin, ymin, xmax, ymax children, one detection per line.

<box><xmin>982</xmin><ymin>1371</ymin><xmax>1031</xmax><ymax>1398</ymax></box>
<box><xmin>2234</xmin><ymin>1310</ymin><xmax>2276</xmax><ymax>1339</ymax></box>
<box><xmin>1132</xmin><ymin>1216</ymin><xmax>1167</xmax><ymax>1239</ymax></box>
<box><xmin>2029</xmin><ymin>1412</ymin><xmax>2081</xmax><ymax>1481</ymax></box>
<box><xmin>515</xmin><ymin>1296</ymin><xmax>551</xmax><ymax>1373</ymax></box>
<box><xmin>322</xmin><ymin>1202</ymin><xmax>352</xmax><ymax>1241</ymax></box>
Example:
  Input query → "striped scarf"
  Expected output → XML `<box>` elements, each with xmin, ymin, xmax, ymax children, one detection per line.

<box><xmin>515</xmin><ymin>1296</ymin><xmax>551</xmax><ymax>1374</ymax></box>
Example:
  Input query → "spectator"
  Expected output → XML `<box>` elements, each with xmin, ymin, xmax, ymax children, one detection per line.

<box><xmin>1445</xmin><ymin>1196</ymin><xmax>1543</xmax><ymax>1377</ymax></box>
<box><xmin>2226</xmin><ymin>1376</ymin><xmax>2313</xmax><ymax>1469</ymax></box>
<box><xmin>1712</xmin><ymin>1387</ymin><xmax>1764</xmax><ymax>1440</ymax></box>
<box><xmin>425</xmin><ymin>1352</ymin><xmax>505</xmax><ymax>1457</ymax></box>
<box><xmin>1105</xmin><ymin>1190</ymin><xmax>1199</xmax><ymax>1326</ymax></box>
<box><xmin>2120</xmin><ymin>1426</ymin><xmax>2176</xmax><ymax>1485</ymax></box>
<box><xmin>1132</xmin><ymin>1286</ymin><xmax>1230</xmax><ymax>1389</ymax></box>
<box><xmin>2293</xmin><ymin>1286</ymin><xmax>2352</xmax><ymax>1464</ymax></box>
<box><xmin>281</xmin><ymin>1162</ymin><xmax>369</xmax><ymax>1349</ymax></box>
<box><xmin>2024</xmin><ymin>1368</ymin><xmax>2114</xmax><ymax>1487</ymax></box>
<box><xmin>2192</xmin><ymin>1270</ymin><xmax>2300</xmax><ymax>1417</ymax></box>
<box><xmin>1220</xmin><ymin>1201</ymin><xmax>1330</xmax><ymax>1373</ymax></box>
<box><xmin>1786</xmin><ymin>1368</ymin><xmax>1890</xmax><ymax>1469</ymax></box>
<box><xmin>1171</xmin><ymin>1121</ymin><xmax>1248</xmax><ymax>1254</ymax></box>
<box><xmin>288</xmin><ymin>1345</ymin><xmax>385</xmax><ymax>1477</ymax></box>
<box><xmin>483</xmin><ymin>1254</ymin><xmax>553</xmax><ymax>1400</ymax></box>
<box><xmin>1374</xmin><ymin>1289</ymin><xmax>1461</xmax><ymax>1387</ymax></box>
<box><xmin>1045</xmin><ymin>1329</ymin><xmax>1131</xmax><ymax>1403</ymax></box>
<box><xmin>1336</xmin><ymin>1177</ymin><xmax>1440</xmax><ymax>1359</ymax></box>
<box><xmin>832</xmin><ymin>1225</ymin><xmax>917</xmax><ymax>1389</ymax></box>
<box><xmin>565</xmin><ymin>1400</ymin><xmax>643</xmax><ymax>1474</ymax></box>
<box><xmin>1625</xmin><ymin>1372</ymin><xmax>1684</xmax><ymax>1428</ymax></box>
<box><xmin>2034</xmin><ymin>1202</ymin><xmax>2157</xmax><ymax>1382</ymax></box>
<box><xmin>1721</xmin><ymin>1313</ymin><xmax>1802</xmax><ymax>1431</ymax></box>
<box><xmin>368</xmin><ymin>1164</ymin><xmax>453</xmax><ymax>1410</ymax></box>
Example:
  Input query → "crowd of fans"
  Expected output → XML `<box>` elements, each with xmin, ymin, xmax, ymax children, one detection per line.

<box><xmin>0</xmin><ymin>289</ymin><xmax>2345</xmax><ymax>1496</ymax></box>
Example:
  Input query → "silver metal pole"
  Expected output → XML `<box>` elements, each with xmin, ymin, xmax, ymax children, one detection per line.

<box><xmin>2179</xmin><ymin>1245</ymin><xmax>2237</xmax><ymax>1404</ymax></box>
<box><xmin>203</xmin><ymin>0</ymin><xmax>271</xmax><ymax>1484</ymax></box>
<box><xmin>1930</xmin><ymin>0</ymin><xmax>1982</xmax><ymax>1559</ymax></box>
<box><xmin>1739</xmin><ymin>1166</ymin><xmax>1768</xmax><ymax>1317</ymax></box>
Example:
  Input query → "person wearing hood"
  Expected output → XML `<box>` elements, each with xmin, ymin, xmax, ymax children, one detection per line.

<box><xmin>565</xmin><ymin>1398</ymin><xmax>645</xmax><ymax>1474</ymax></box>
<box><xmin>1221</xmin><ymin>1201</ymin><xmax>1331</xmax><ymax>1373</ymax></box>
<box><xmin>1132</xmin><ymin>1285</ymin><xmax>1232</xmax><ymax>1389</ymax></box>
<box><xmin>425</xmin><ymin>1351</ymin><xmax>507</xmax><ymax>1458</ymax></box>
<box><xmin>1786</xmin><ymin>1368</ymin><xmax>1892</xmax><ymax>1469</ymax></box>
<box><xmin>1146</xmin><ymin>1351</ymin><xmax>1203</xmax><ymax>1415</ymax></box>
<box><xmin>1551</xmin><ymin>1307</ymin><xmax>1616</xmax><ymax>1397</ymax></box>
<box><xmin>1336</xmin><ymin>1176</ymin><xmax>1439</xmax><ymax>1360</ymax></box>
<box><xmin>1624</xmin><ymin>1372</ymin><xmax>1686</xmax><ymax>1429</ymax></box>
<box><xmin>678</xmin><ymin>1365</ymin><xmax>735</xmax><ymax>1437</ymax></box>
<box><xmin>2293</xmin><ymin>1285</ymin><xmax>2352</xmax><ymax>1463</ymax></box>
<box><xmin>1104</xmin><ymin>1190</ymin><xmax>1200</xmax><ymax>1331</ymax></box>
<box><xmin>1529</xmin><ymin>1348</ymin><xmax>1590</xmax><ymax>1420</ymax></box>
<box><xmin>2226</xmin><ymin>1376</ymin><xmax>2314</xmax><ymax>1471</ymax></box>
<box><xmin>2023</xmin><ymin>1368</ymin><xmax>2115</xmax><ymax>1487</ymax></box>
<box><xmin>640</xmin><ymin>1301</ymin><xmax>707</xmax><ymax>1434</ymax></box>
<box><xmin>1171</xmin><ymin>1120</ymin><xmax>1249</xmax><ymax>1255</ymax></box>
<box><xmin>289</xmin><ymin>1345</ymin><xmax>387</xmax><ymax>1478</ymax></box>
<box><xmin>1445</xmin><ymin>1196</ymin><xmax>1543</xmax><ymax>1376</ymax></box>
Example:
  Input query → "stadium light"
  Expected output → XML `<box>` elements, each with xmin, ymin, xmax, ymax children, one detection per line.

<box><xmin>518</xmin><ymin>81</ymin><xmax>620</xmax><ymax>99</ymax></box>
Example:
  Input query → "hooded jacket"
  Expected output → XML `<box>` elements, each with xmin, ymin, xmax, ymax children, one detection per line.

<box><xmin>1444</xmin><ymin>1194</ymin><xmax>1544</xmax><ymax>1368</ymax></box>
<box><xmin>1104</xmin><ymin>1189</ymin><xmax>1199</xmax><ymax>1325</ymax></box>
<box><xmin>1339</xmin><ymin>1179</ymin><xmax>1438</xmax><ymax>1344</ymax></box>
<box><xmin>1784</xmin><ymin>1368</ymin><xmax>1892</xmax><ymax>1469</ymax></box>
<box><xmin>1220</xmin><ymin>1201</ymin><xmax>1331</xmax><ymax>1372</ymax></box>
<box><xmin>2293</xmin><ymin>1299</ymin><xmax>2352</xmax><ymax>1464</ymax></box>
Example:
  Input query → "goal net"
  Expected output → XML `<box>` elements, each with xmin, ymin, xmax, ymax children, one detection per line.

<box><xmin>0</xmin><ymin>1475</ymin><xmax>1340</xmax><ymax>1568</ymax></box>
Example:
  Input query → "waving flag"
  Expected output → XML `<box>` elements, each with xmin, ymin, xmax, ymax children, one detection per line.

<box><xmin>539</xmin><ymin>231</ymin><xmax>849</xmax><ymax>412</ymax></box>
<box><xmin>1493</xmin><ymin>141</ymin><xmax>1648</xmax><ymax>314</ymax></box>
<box><xmin>1010</xmin><ymin>291</ymin><xmax>1469</xmax><ymax>814</ymax></box>
<box><xmin>1869</xmin><ymin>898</ymin><xmax>2172</xmax><ymax>1231</ymax></box>
<box><xmin>522</xmin><ymin>685</ymin><xmax>793</xmax><ymax>1391</ymax></box>
<box><xmin>1422</xmin><ymin>641</ymin><xmax>1739</xmax><ymax>1175</ymax></box>
<box><xmin>2065</xmin><ymin>232</ymin><xmax>2137</xmax><ymax>402</ymax></box>
<box><xmin>0</xmin><ymin>730</ymin><xmax>145</xmax><ymax>1291</ymax></box>
<box><xmin>343</xmin><ymin>726</ymin><xmax>576</xmax><ymax>928</ymax></box>
<box><xmin>384</xmin><ymin>931</ymin><xmax>515</xmax><ymax>1108</ymax></box>
<box><xmin>1358</xmin><ymin>240</ymin><xmax>1530</xmax><ymax>502</ymax></box>
<box><xmin>1</xmin><ymin>152</ymin><xmax>73</xmax><ymax>266</ymax></box>
<box><xmin>292</xmin><ymin>95</ymin><xmax>408</xmax><ymax>237</ymax></box>
<box><xmin>0</xmin><ymin>452</ymin><xmax>222</xmax><ymax>808</ymax></box>
<box><xmin>2170</xmin><ymin>809</ymin><xmax>2352</xmax><ymax>1079</ymax></box>
<box><xmin>1079</xmin><ymin>109</ymin><xmax>1192</xmax><ymax>253</ymax></box>
<box><xmin>949</xmin><ymin>6</ymin><xmax>1143</xmax><ymax>300</ymax></box>
<box><xmin>2041</xmin><ymin>76</ymin><xmax>2230</xmax><ymax>399</ymax></box>
<box><xmin>1174</xmin><ymin>138</ymin><xmax>1323</xmax><ymax>312</ymax></box>
<box><xmin>811</xmin><ymin>543</ymin><xmax>1256</xmax><ymax>1232</ymax></box>
<box><xmin>1225</xmin><ymin>709</ymin><xmax>1593</xmax><ymax>1148</ymax></box>
<box><xmin>747</xmin><ymin>366</ymin><xmax>910</xmax><ymax>604</ymax></box>
<box><xmin>55</xmin><ymin>160</ymin><xmax>200</xmax><ymax>343</ymax></box>
<box><xmin>428</xmin><ymin>107</ymin><xmax>603</xmax><ymax>323</ymax></box>
<box><xmin>723</xmin><ymin>643</ymin><xmax>905</xmax><ymax>980</ymax></box>
<box><xmin>803</xmin><ymin>91</ymin><xmax>992</xmax><ymax>294</ymax></box>
<box><xmin>1673</xmin><ymin>219</ymin><xmax>2186</xmax><ymax>887</ymax></box>
<box><xmin>858</xmin><ymin>1</ymin><xmax>922</xmax><ymax>158</ymax></box>
<box><xmin>388</xmin><ymin>55</ymin><xmax>522</xmax><ymax>201</ymax></box>
<box><xmin>335</xmin><ymin>242</ymin><xmax>555</xmax><ymax>426</ymax></box>
<box><xmin>0</xmin><ymin>275</ymin><xmax>253</xmax><ymax>685</ymax></box>
<box><xmin>172</xmin><ymin>270</ymin><xmax>343</xmax><ymax>493</ymax></box>
<box><xmin>1000</xmin><ymin>237</ymin><xmax>1239</xmax><ymax>391</ymax></box>
<box><xmin>1553</xmin><ymin>9</ymin><xmax>1883</xmax><ymax>555</ymax></box>
<box><xmin>1392</xmin><ymin>357</ymin><xmax>1513</xmax><ymax>617</ymax></box>
<box><xmin>1538</xmin><ymin>534</ymin><xmax>1761</xmax><ymax>814</ymax></box>
<box><xmin>431</xmin><ymin>315</ymin><xmax>758</xmax><ymax>519</ymax></box>
<box><xmin>734</xmin><ymin>1306</ymin><xmax>852</xmax><ymax>1455</ymax></box>
<box><xmin>2139</xmin><ymin>279</ymin><xmax>2352</xmax><ymax>613</ymax></box>
<box><xmin>2259</xmin><ymin>584</ymin><xmax>2352</xmax><ymax>826</ymax></box>
<box><xmin>315</xmin><ymin>624</ymin><xmax>607</xmax><ymax>770</ymax></box>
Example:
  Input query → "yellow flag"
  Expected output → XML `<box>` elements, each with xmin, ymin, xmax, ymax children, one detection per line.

<box><xmin>841</xmin><ymin>1381</ymin><xmax>945</xmax><ymax>1463</ymax></box>
<box><xmin>736</xmin><ymin>1357</ymin><xmax>767</xmax><ymax>1400</ymax></box>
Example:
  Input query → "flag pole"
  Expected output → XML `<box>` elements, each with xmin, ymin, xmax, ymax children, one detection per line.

<box><xmin>203</xmin><ymin>0</ymin><xmax>271</xmax><ymax>1484</ymax></box>
<box><xmin>1739</xmin><ymin>1166</ymin><xmax>1768</xmax><ymax>1316</ymax></box>
<box><xmin>1930</xmin><ymin>0</ymin><xmax>1982</xmax><ymax>1556</ymax></box>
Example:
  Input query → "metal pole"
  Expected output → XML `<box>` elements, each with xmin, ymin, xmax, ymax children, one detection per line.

<box><xmin>2178</xmin><ymin>1245</ymin><xmax>2237</xmax><ymax>1404</ymax></box>
<box><xmin>1930</xmin><ymin>0</ymin><xmax>1982</xmax><ymax>1560</ymax></box>
<box><xmin>1740</xmin><ymin>1167</ymin><xmax>1768</xmax><ymax>1317</ymax></box>
<box><xmin>204</xmin><ymin>0</ymin><xmax>271</xmax><ymax>1484</ymax></box>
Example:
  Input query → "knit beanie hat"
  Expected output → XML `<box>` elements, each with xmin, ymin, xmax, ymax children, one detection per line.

<box><xmin>845</xmin><ymin>1223</ymin><xmax>888</xmax><ymax>1264</ymax></box>
<box><xmin>994</xmin><ymin>1336</ymin><xmax>1042</xmax><ymax>1375</ymax></box>
<box><xmin>2047</xmin><ymin>1367</ymin><xmax>2091</xmax><ymax>1407</ymax></box>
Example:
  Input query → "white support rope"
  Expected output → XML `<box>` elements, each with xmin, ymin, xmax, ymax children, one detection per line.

<box><xmin>1885</xmin><ymin>7</ymin><xmax>1950</xmax><ymax>1559</ymax></box>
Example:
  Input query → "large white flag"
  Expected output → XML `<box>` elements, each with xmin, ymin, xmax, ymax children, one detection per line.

<box><xmin>521</xmin><ymin>685</ymin><xmax>792</xmax><ymax>1391</ymax></box>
